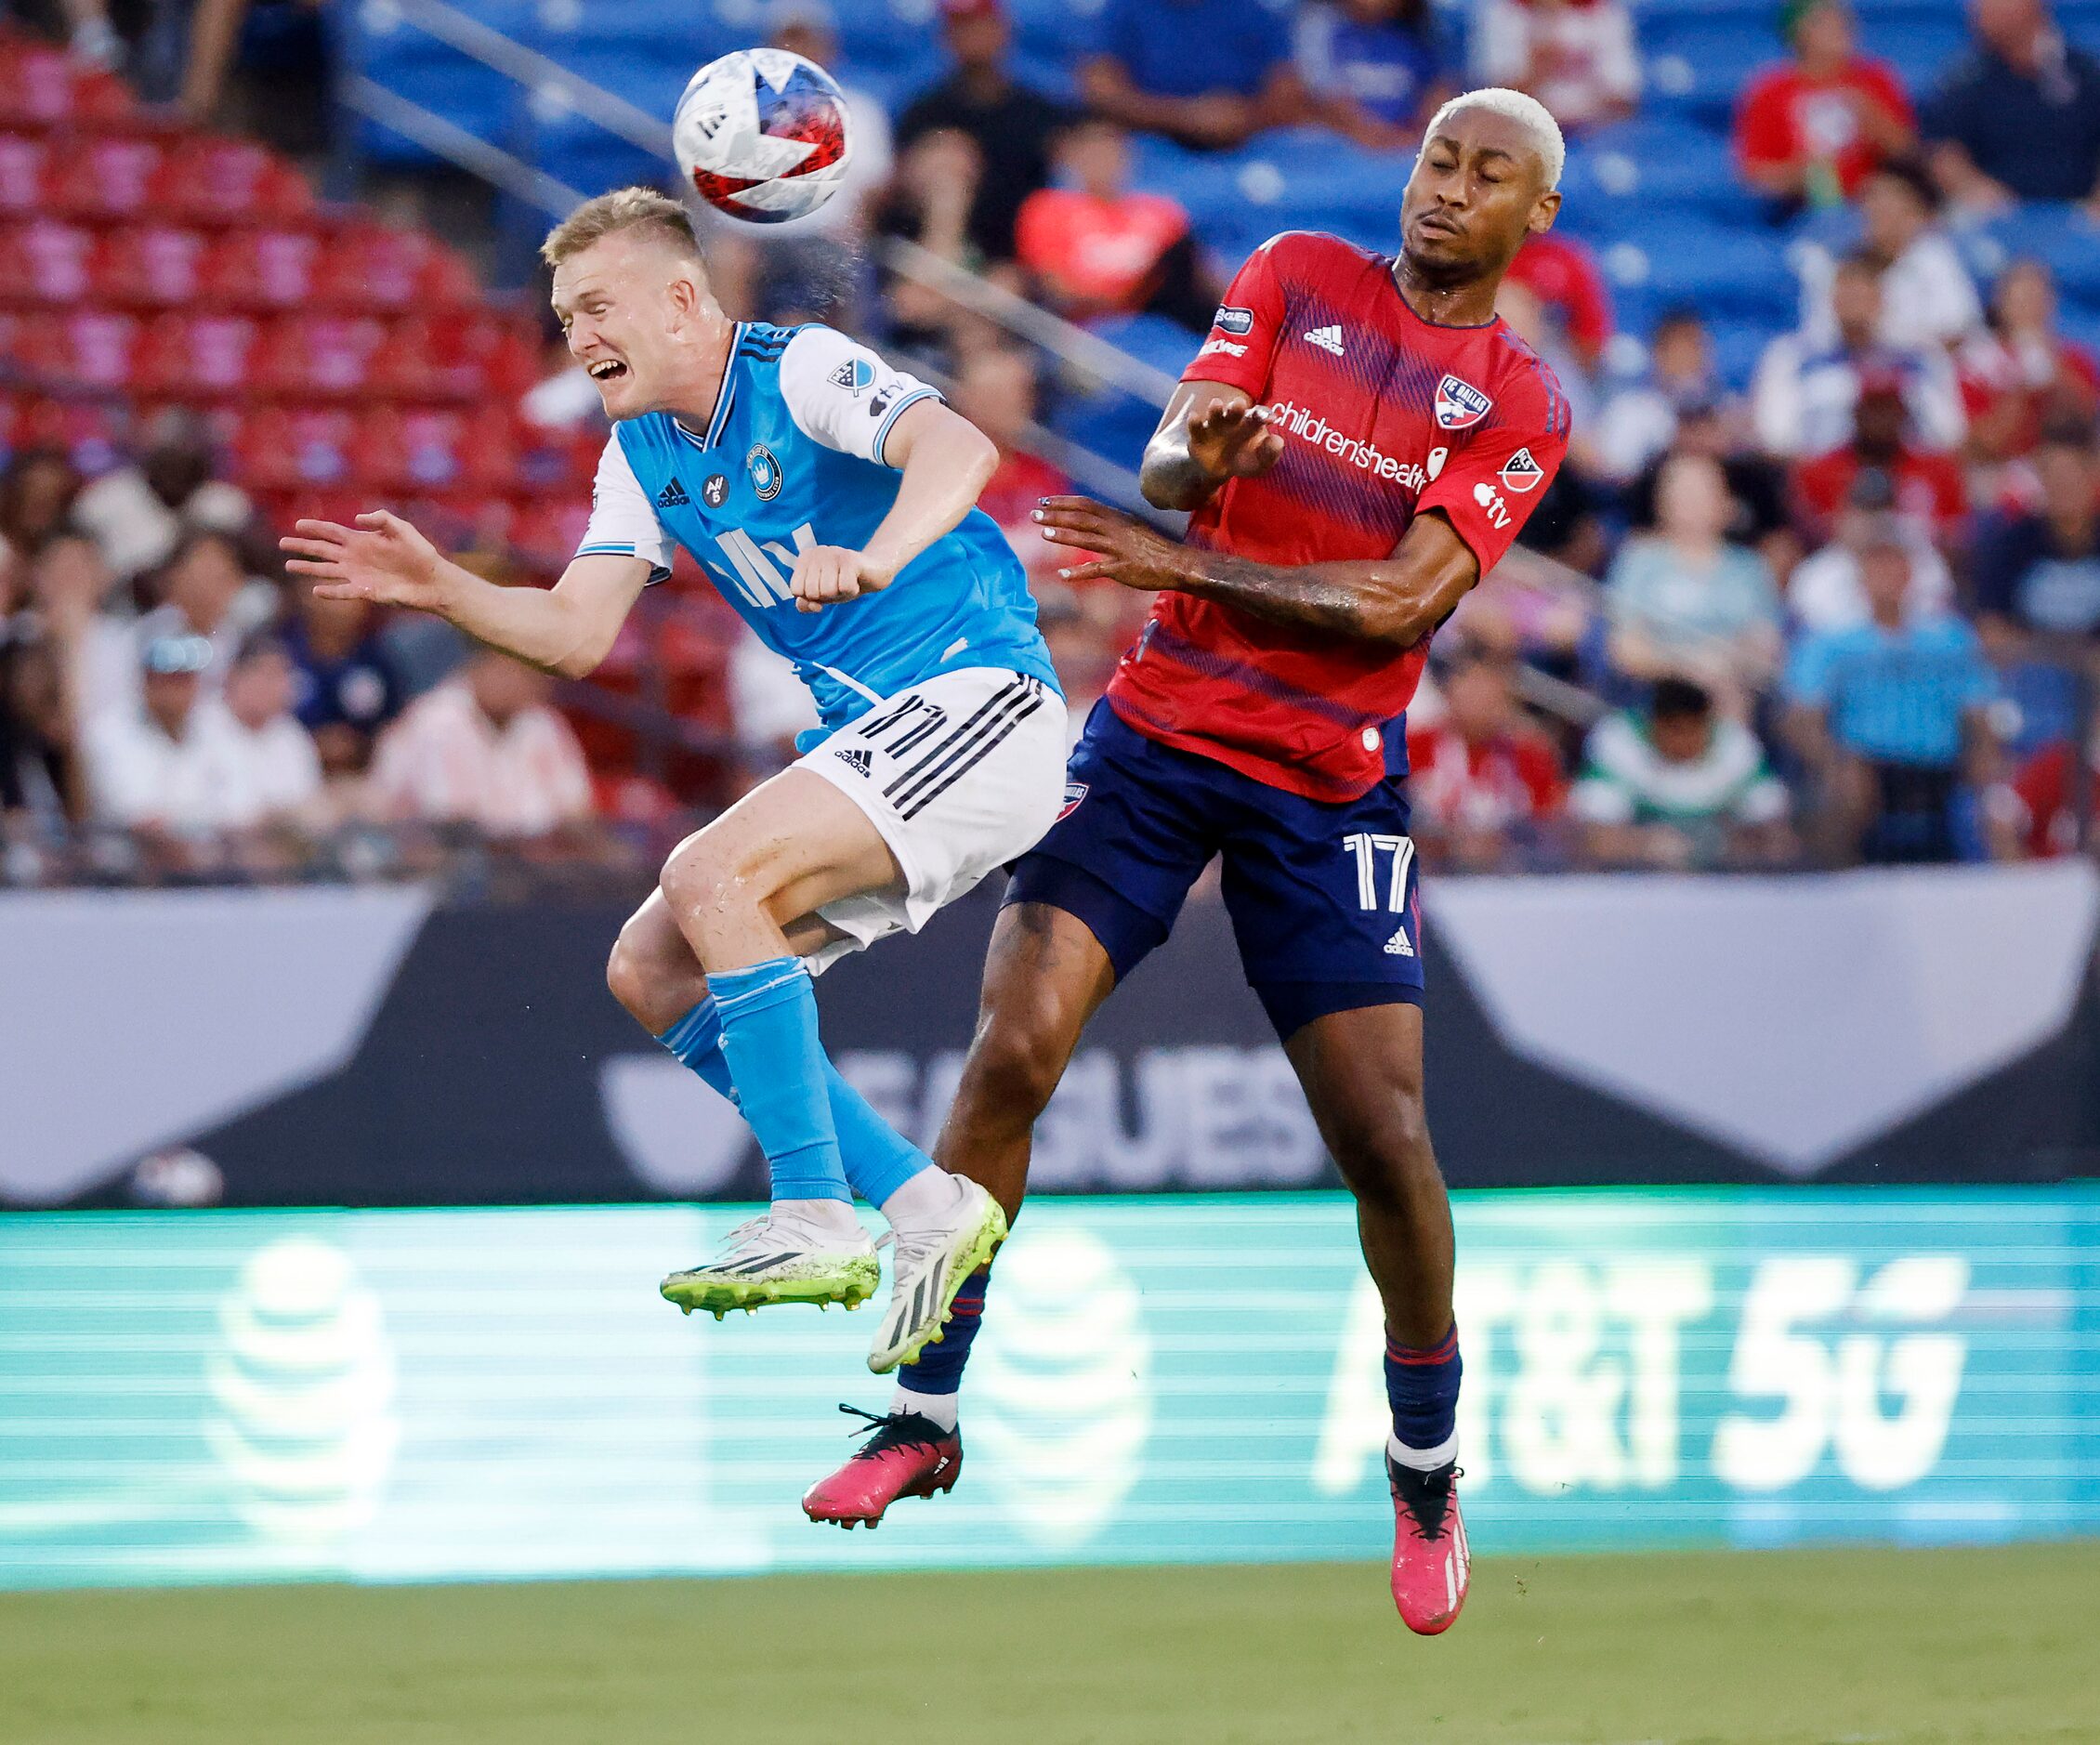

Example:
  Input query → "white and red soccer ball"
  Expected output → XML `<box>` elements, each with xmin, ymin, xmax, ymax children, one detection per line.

<box><xmin>673</xmin><ymin>48</ymin><xmax>852</xmax><ymax>225</ymax></box>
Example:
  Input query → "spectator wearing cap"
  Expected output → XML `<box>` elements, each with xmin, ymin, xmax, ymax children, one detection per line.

<box><xmin>1734</xmin><ymin>0</ymin><xmax>1916</xmax><ymax>212</ymax></box>
<box><xmin>1595</xmin><ymin>308</ymin><xmax>1722</xmax><ymax>482</ymax></box>
<box><xmin>1605</xmin><ymin>453</ymin><xmax>1786</xmax><ymax>710</ymax></box>
<box><xmin>1081</xmin><ymin>0</ymin><xmax>1308</xmax><ymax>152</ymax></box>
<box><xmin>366</xmin><ymin>647</ymin><xmax>593</xmax><ymax>838</ymax></box>
<box><xmin>1784</xmin><ymin>541</ymin><xmax>1999</xmax><ymax>863</ymax></box>
<box><xmin>1504</xmin><ymin>230</ymin><xmax>1615</xmax><ymax>378</ymax></box>
<box><xmin>1791</xmin><ymin>374</ymin><xmax>1968</xmax><ymax>546</ymax></box>
<box><xmin>1295</xmin><ymin>0</ymin><xmax>1450</xmax><ymax>150</ymax></box>
<box><xmin>1752</xmin><ymin>254</ymin><xmax>1965</xmax><ymax>458</ymax></box>
<box><xmin>1016</xmin><ymin>118</ymin><xmax>1218</xmax><ymax>332</ymax></box>
<box><xmin>208</xmin><ymin>634</ymin><xmax>322</xmax><ymax>829</ymax></box>
<box><xmin>1472</xmin><ymin>0</ymin><xmax>1641</xmax><ymax>135</ymax></box>
<box><xmin>1958</xmin><ymin>259</ymin><xmax>2100</xmax><ymax>467</ymax></box>
<box><xmin>894</xmin><ymin>0</ymin><xmax>1072</xmax><ymax>267</ymax></box>
<box><xmin>1923</xmin><ymin>0</ymin><xmax>2100</xmax><ymax>213</ymax></box>
<box><xmin>113</xmin><ymin>528</ymin><xmax>279</xmax><ymax>719</ymax></box>
<box><xmin>1789</xmin><ymin>492</ymin><xmax>1956</xmax><ymax>633</ymax></box>
<box><xmin>282</xmin><ymin>575</ymin><xmax>406</xmax><ymax>778</ymax></box>
<box><xmin>1405</xmin><ymin>649</ymin><xmax>1567</xmax><ymax>871</ymax></box>
<box><xmin>81</xmin><ymin>631</ymin><xmax>252</xmax><ymax>835</ymax></box>
<box><xmin>1571</xmin><ymin>677</ymin><xmax>1793</xmax><ymax>869</ymax></box>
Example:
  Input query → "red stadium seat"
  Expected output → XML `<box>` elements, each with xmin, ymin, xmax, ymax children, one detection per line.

<box><xmin>0</xmin><ymin>130</ymin><xmax>49</xmax><ymax>216</ymax></box>
<box><xmin>198</xmin><ymin>227</ymin><xmax>322</xmax><ymax>312</ymax></box>
<box><xmin>348</xmin><ymin>404</ymin><xmax>520</xmax><ymax>495</ymax></box>
<box><xmin>16</xmin><ymin>309</ymin><xmax>142</xmax><ymax>391</ymax></box>
<box><xmin>232</xmin><ymin>405</ymin><xmax>358</xmax><ymax>492</ymax></box>
<box><xmin>510</xmin><ymin>498</ymin><xmax>593</xmax><ymax>573</ymax></box>
<box><xmin>90</xmin><ymin>226</ymin><xmax>207</xmax><ymax>309</ymax></box>
<box><xmin>46</xmin><ymin>132</ymin><xmax>161</xmax><ymax>222</ymax></box>
<box><xmin>0</xmin><ymin>219</ymin><xmax>93</xmax><ymax>306</ymax></box>
<box><xmin>0</xmin><ymin>40</ymin><xmax>130</xmax><ymax>130</ymax></box>
<box><xmin>319</xmin><ymin>221</ymin><xmax>479</xmax><ymax>313</ymax></box>
<box><xmin>252</xmin><ymin>313</ymin><xmax>384</xmax><ymax>399</ymax></box>
<box><xmin>133</xmin><ymin>311</ymin><xmax>261</xmax><ymax>401</ymax></box>
<box><xmin>150</xmin><ymin>134</ymin><xmax>315</xmax><ymax>226</ymax></box>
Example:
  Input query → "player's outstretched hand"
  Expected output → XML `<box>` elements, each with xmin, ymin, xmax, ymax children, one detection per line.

<box><xmin>280</xmin><ymin>512</ymin><xmax>452</xmax><ymax>615</ymax></box>
<box><xmin>1033</xmin><ymin>496</ymin><xmax>1192</xmax><ymax>594</ymax></box>
<box><xmin>1187</xmin><ymin>399</ymin><xmax>1284</xmax><ymax>483</ymax></box>
<box><xmin>789</xmin><ymin>544</ymin><xmax>889</xmax><ymax>613</ymax></box>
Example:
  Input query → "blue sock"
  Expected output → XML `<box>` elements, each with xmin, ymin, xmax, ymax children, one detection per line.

<box><xmin>1385</xmin><ymin>1322</ymin><xmax>1462</xmax><ymax>1462</ymax></box>
<box><xmin>660</xmin><ymin>996</ymin><xmax>932</xmax><ymax>1207</ymax></box>
<box><xmin>708</xmin><ymin>958</ymin><xmax>850</xmax><ymax>1204</ymax></box>
<box><xmin>895</xmin><ymin>1266</ymin><xmax>991</xmax><ymax>1397</ymax></box>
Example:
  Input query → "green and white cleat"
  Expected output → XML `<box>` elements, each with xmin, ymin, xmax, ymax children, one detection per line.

<box><xmin>867</xmin><ymin>1175</ymin><xmax>1008</xmax><ymax>1374</ymax></box>
<box><xmin>661</xmin><ymin>1213</ymin><xmax>881</xmax><ymax>1319</ymax></box>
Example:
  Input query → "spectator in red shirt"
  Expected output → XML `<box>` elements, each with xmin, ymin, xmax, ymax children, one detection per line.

<box><xmin>1792</xmin><ymin>375</ymin><xmax>1968</xmax><ymax>545</ymax></box>
<box><xmin>947</xmin><ymin>346</ymin><xmax>1070</xmax><ymax>584</ymax></box>
<box><xmin>1987</xmin><ymin>725</ymin><xmax>2095</xmax><ymax>858</ymax></box>
<box><xmin>1015</xmin><ymin>118</ymin><xmax>1216</xmax><ymax>330</ymax></box>
<box><xmin>1735</xmin><ymin>0</ymin><xmax>1916</xmax><ymax>212</ymax></box>
<box><xmin>1504</xmin><ymin>230</ymin><xmax>1614</xmax><ymax>375</ymax></box>
<box><xmin>1406</xmin><ymin>647</ymin><xmax>1566</xmax><ymax>870</ymax></box>
<box><xmin>1958</xmin><ymin>258</ymin><xmax>2100</xmax><ymax>467</ymax></box>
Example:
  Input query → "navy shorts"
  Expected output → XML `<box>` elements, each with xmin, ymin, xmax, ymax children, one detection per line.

<box><xmin>1007</xmin><ymin>702</ymin><xmax>1424</xmax><ymax>1042</ymax></box>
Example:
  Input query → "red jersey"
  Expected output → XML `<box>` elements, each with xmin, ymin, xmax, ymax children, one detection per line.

<box><xmin>1405</xmin><ymin>720</ymin><xmax>1566</xmax><ymax>831</ymax></box>
<box><xmin>1105</xmin><ymin>230</ymin><xmax>1572</xmax><ymax>801</ymax></box>
<box><xmin>1733</xmin><ymin>59</ymin><xmax>1914</xmax><ymax>198</ymax></box>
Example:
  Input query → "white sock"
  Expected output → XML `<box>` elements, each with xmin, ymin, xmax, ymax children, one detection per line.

<box><xmin>1387</xmin><ymin>1431</ymin><xmax>1459</xmax><ymax>1472</ymax></box>
<box><xmin>892</xmin><ymin>1385</ymin><xmax>959</xmax><ymax>1432</ymax></box>
<box><xmin>880</xmin><ymin>1166</ymin><xmax>964</xmax><ymax>1231</ymax></box>
<box><xmin>772</xmin><ymin>1197</ymin><xmax>865</xmax><ymax>1244</ymax></box>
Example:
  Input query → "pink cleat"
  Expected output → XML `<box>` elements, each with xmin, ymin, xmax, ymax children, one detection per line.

<box><xmin>802</xmin><ymin>1405</ymin><xmax>963</xmax><ymax>1529</ymax></box>
<box><xmin>1387</xmin><ymin>1458</ymin><xmax>1470</xmax><ymax>1634</ymax></box>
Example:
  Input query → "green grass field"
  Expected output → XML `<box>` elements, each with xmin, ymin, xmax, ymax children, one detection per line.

<box><xmin>4</xmin><ymin>1544</ymin><xmax>2096</xmax><ymax>1745</ymax></box>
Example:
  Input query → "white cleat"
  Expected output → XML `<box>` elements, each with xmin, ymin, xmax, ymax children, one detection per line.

<box><xmin>867</xmin><ymin>1175</ymin><xmax>1008</xmax><ymax>1374</ymax></box>
<box><xmin>661</xmin><ymin>1213</ymin><xmax>880</xmax><ymax>1319</ymax></box>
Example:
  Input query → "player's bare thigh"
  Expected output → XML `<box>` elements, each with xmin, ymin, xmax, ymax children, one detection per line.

<box><xmin>657</xmin><ymin>766</ymin><xmax>905</xmax><ymax>969</ymax></box>
<box><xmin>1282</xmin><ymin>1002</ymin><xmax>1434</xmax><ymax>1176</ymax></box>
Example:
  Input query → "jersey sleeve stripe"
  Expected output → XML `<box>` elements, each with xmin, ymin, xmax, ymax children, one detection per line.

<box><xmin>873</xmin><ymin>386</ymin><xmax>941</xmax><ymax>466</ymax></box>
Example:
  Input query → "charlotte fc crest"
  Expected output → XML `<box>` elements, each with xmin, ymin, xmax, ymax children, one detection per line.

<box><xmin>746</xmin><ymin>444</ymin><xmax>782</xmax><ymax>501</ymax></box>
<box><xmin>1435</xmin><ymin>374</ymin><xmax>1492</xmax><ymax>430</ymax></box>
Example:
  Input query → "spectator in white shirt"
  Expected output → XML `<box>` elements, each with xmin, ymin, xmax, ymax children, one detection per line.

<box><xmin>366</xmin><ymin>647</ymin><xmax>593</xmax><ymax>837</ymax></box>
<box><xmin>83</xmin><ymin>631</ymin><xmax>251</xmax><ymax>834</ymax></box>
<box><xmin>1753</xmin><ymin>253</ymin><xmax>1965</xmax><ymax>456</ymax></box>
<box><xmin>1472</xmin><ymin>0</ymin><xmax>1640</xmax><ymax>134</ymax></box>
<box><xmin>1789</xmin><ymin>487</ymin><xmax>1955</xmax><ymax>632</ymax></box>
<box><xmin>1595</xmin><ymin>307</ymin><xmax>1724</xmax><ymax>482</ymax></box>
<box><xmin>1796</xmin><ymin>161</ymin><xmax>1983</xmax><ymax>353</ymax></box>
<box><xmin>211</xmin><ymin>634</ymin><xmax>322</xmax><ymax>828</ymax></box>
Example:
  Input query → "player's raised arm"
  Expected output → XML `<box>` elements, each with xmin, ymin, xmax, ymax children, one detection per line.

<box><xmin>1139</xmin><ymin>381</ymin><xmax>1287</xmax><ymax>513</ymax></box>
<box><xmin>281</xmin><ymin>513</ymin><xmax>651</xmax><ymax>678</ymax></box>
<box><xmin>1036</xmin><ymin>496</ymin><xmax>1481</xmax><ymax>649</ymax></box>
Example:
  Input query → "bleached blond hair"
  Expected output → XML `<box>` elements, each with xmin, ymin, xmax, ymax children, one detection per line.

<box><xmin>542</xmin><ymin>186</ymin><xmax>702</xmax><ymax>269</ymax></box>
<box><xmin>1423</xmin><ymin>87</ymin><xmax>1566</xmax><ymax>191</ymax></box>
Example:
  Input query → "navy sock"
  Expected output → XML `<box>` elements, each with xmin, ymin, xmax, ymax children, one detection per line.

<box><xmin>1385</xmin><ymin>1322</ymin><xmax>1462</xmax><ymax>1462</ymax></box>
<box><xmin>709</xmin><ymin>958</ymin><xmax>850</xmax><ymax>1204</ymax></box>
<box><xmin>894</xmin><ymin>1265</ymin><xmax>991</xmax><ymax>1397</ymax></box>
<box><xmin>659</xmin><ymin>998</ymin><xmax>932</xmax><ymax>1206</ymax></box>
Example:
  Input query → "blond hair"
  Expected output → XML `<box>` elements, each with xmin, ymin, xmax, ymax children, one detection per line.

<box><xmin>541</xmin><ymin>187</ymin><xmax>702</xmax><ymax>269</ymax></box>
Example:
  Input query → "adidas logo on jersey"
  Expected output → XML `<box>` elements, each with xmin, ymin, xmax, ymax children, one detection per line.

<box><xmin>656</xmin><ymin>477</ymin><xmax>690</xmax><ymax>508</ymax></box>
<box><xmin>1384</xmin><ymin>926</ymin><xmax>1416</xmax><ymax>958</ymax></box>
<box><xmin>833</xmin><ymin>746</ymin><xmax>873</xmax><ymax>778</ymax></box>
<box><xmin>1304</xmin><ymin>324</ymin><xmax>1346</xmax><ymax>356</ymax></box>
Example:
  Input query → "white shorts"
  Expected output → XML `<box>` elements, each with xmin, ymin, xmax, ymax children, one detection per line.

<box><xmin>800</xmin><ymin>667</ymin><xmax>1068</xmax><ymax>974</ymax></box>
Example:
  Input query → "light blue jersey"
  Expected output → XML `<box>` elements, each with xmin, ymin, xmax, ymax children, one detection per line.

<box><xmin>576</xmin><ymin>321</ymin><xmax>1060</xmax><ymax>733</ymax></box>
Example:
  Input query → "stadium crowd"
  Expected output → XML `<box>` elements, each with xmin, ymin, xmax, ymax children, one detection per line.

<box><xmin>2</xmin><ymin>0</ymin><xmax>2097</xmax><ymax>885</ymax></box>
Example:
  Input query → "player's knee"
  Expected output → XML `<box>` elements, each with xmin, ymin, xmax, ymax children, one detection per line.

<box><xmin>658</xmin><ymin>845</ymin><xmax>745</xmax><ymax>933</ymax></box>
<box><xmin>605</xmin><ymin>928</ymin><xmax>651</xmax><ymax>1020</ymax></box>
<box><xmin>965</xmin><ymin>1009</ymin><xmax>1070</xmax><ymax>1124</ymax></box>
<box><xmin>1326</xmin><ymin>1088</ymin><xmax>1435</xmax><ymax>1208</ymax></box>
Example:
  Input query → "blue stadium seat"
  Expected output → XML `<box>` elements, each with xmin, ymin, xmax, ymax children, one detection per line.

<box><xmin>1596</xmin><ymin>214</ymin><xmax>1795</xmax><ymax>321</ymax></box>
<box><xmin>1980</xmin><ymin>203</ymin><xmax>2100</xmax><ymax>301</ymax></box>
<box><xmin>1559</xmin><ymin>120</ymin><xmax>1762</xmax><ymax>233</ymax></box>
<box><xmin>1643</xmin><ymin>23</ymin><xmax>1783</xmax><ymax>128</ymax></box>
<box><xmin>346</xmin><ymin>0</ymin><xmax>537</xmax><ymax>166</ymax></box>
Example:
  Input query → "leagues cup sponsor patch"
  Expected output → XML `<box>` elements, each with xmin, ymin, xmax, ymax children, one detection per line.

<box><xmin>1499</xmin><ymin>448</ymin><xmax>1543</xmax><ymax>492</ymax></box>
<box><xmin>1215</xmin><ymin>306</ymin><xmax>1255</xmax><ymax>336</ymax></box>
<box><xmin>1435</xmin><ymin>374</ymin><xmax>1492</xmax><ymax>430</ymax></box>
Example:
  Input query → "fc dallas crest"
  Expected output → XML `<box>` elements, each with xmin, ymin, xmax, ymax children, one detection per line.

<box><xmin>1435</xmin><ymin>374</ymin><xmax>1492</xmax><ymax>430</ymax></box>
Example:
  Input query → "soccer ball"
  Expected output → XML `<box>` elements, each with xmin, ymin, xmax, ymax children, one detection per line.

<box><xmin>673</xmin><ymin>47</ymin><xmax>852</xmax><ymax>225</ymax></box>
